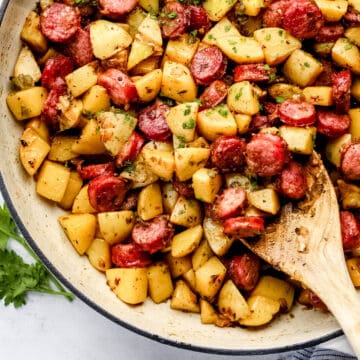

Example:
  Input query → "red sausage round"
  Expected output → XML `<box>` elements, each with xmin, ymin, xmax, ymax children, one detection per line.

<box><xmin>263</xmin><ymin>0</ymin><xmax>287</xmax><ymax>28</ymax></box>
<box><xmin>132</xmin><ymin>215</ymin><xmax>174</xmax><ymax>254</ymax></box>
<box><xmin>187</xmin><ymin>5</ymin><xmax>211</xmax><ymax>32</ymax></box>
<box><xmin>199</xmin><ymin>80</ymin><xmax>228</xmax><ymax>111</ymax></box>
<box><xmin>316</xmin><ymin>111</ymin><xmax>350</xmax><ymax>138</ymax></box>
<box><xmin>341</xmin><ymin>143</ymin><xmax>360</xmax><ymax>180</ymax></box>
<box><xmin>223</xmin><ymin>216</ymin><xmax>265</xmax><ymax>238</ymax></box>
<box><xmin>160</xmin><ymin>1</ymin><xmax>190</xmax><ymax>39</ymax></box>
<box><xmin>190</xmin><ymin>46</ymin><xmax>227</xmax><ymax>86</ymax></box>
<box><xmin>234</xmin><ymin>64</ymin><xmax>276</xmax><ymax>83</ymax></box>
<box><xmin>111</xmin><ymin>243</ymin><xmax>151</xmax><ymax>268</ymax></box>
<box><xmin>98</xmin><ymin>0</ymin><xmax>138</xmax><ymax>18</ymax></box>
<box><xmin>314</xmin><ymin>24</ymin><xmax>344</xmax><ymax>43</ymax></box>
<box><xmin>332</xmin><ymin>70</ymin><xmax>352</xmax><ymax>114</ymax></box>
<box><xmin>212</xmin><ymin>187</ymin><xmax>247</xmax><ymax>220</ymax></box>
<box><xmin>88</xmin><ymin>174</ymin><xmax>129</xmax><ymax>212</ymax></box>
<box><xmin>116</xmin><ymin>131</ymin><xmax>145</xmax><ymax>167</ymax></box>
<box><xmin>119</xmin><ymin>192</ymin><xmax>138</xmax><ymax>211</ymax></box>
<box><xmin>41</xmin><ymin>55</ymin><xmax>74</xmax><ymax>90</ymax></box>
<box><xmin>277</xmin><ymin>161</ymin><xmax>307</xmax><ymax>200</ymax></box>
<box><xmin>138</xmin><ymin>100</ymin><xmax>172</xmax><ymax>141</ymax></box>
<box><xmin>246</xmin><ymin>133</ymin><xmax>288</xmax><ymax>177</ymax></box>
<box><xmin>340</xmin><ymin>211</ymin><xmax>360</xmax><ymax>251</ymax></box>
<box><xmin>278</xmin><ymin>100</ymin><xmax>316</xmax><ymax>127</ymax></box>
<box><xmin>227</xmin><ymin>253</ymin><xmax>261</xmax><ymax>292</ymax></box>
<box><xmin>40</xmin><ymin>3</ymin><xmax>80</xmax><ymax>42</ymax></box>
<box><xmin>77</xmin><ymin>161</ymin><xmax>115</xmax><ymax>180</ymax></box>
<box><xmin>173</xmin><ymin>179</ymin><xmax>195</xmax><ymax>199</ymax></box>
<box><xmin>344</xmin><ymin>6</ymin><xmax>360</xmax><ymax>26</ymax></box>
<box><xmin>210</xmin><ymin>135</ymin><xmax>247</xmax><ymax>173</ymax></box>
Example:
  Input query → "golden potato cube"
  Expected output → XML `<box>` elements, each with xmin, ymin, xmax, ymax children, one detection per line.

<box><xmin>243</xmin><ymin>0</ymin><xmax>264</xmax><ymax>15</ymax></box>
<box><xmin>19</xmin><ymin>128</ymin><xmax>50</xmax><ymax>176</ymax></box>
<box><xmin>195</xmin><ymin>256</ymin><xmax>227</xmax><ymax>301</ymax></box>
<box><xmin>234</xmin><ymin>114</ymin><xmax>252</xmax><ymax>134</ymax></box>
<box><xmin>350</xmin><ymin>108</ymin><xmax>360</xmax><ymax>141</ymax></box>
<box><xmin>134</xmin><ymin>69</ymin><xmax>162</xmax><ymax>103</ymax></box>
<box><xmin>126</xmin><ymin>7</ymin><xmax>147</xmax><ymax>37</ymax></box>
<box><xmin>98</xmin><ymin>211</ymin><xmax>135</xmax><ymax>245</ymax></box>
<box><xmin>283</xmin><ymin>49</ymin><xmax>323</xmax><ymax>87</ymax></box>
<box><xmin>218</xmin><ymin>280</ymin><xmax>250</xmax><ymax>321</ymax></box>
<box><xmin>171</xmin><ymin>225</ymin><xmax>203</xmax><ymax>258</ymax></box>
<box><xmin>203</xmin><ymin>0</ymin><xmax>237</xmax><ymax>21</ymax></box>
<box><xmin>25</xmin><ymin>118</ymin><xmax>50</xmax><ymax>143</ymax></box>
<box><xmin>170</xmin><ymin>196</ymin><xmax>202</xmax><ymax>227</ymax></box>
<box><xmin>72</xmin><ymin>185</ymin><xmax>97</xmax><ymax>214</ymax></box>
<box><xmin>161</xmin><ymin>182</ymin><xmax>179</xmax><ymax>214</ymax></box>
<box><xmin>142</xmin><ymin>148</ymin><xmax>175</xmax><ymax>181</ymax></box>
<box><xmin>192</xmin><ymin>168</ymin><xmax>222</xmax><ymax>203</ymax></box>
<box><xmin>59</xmin><ymin>213</ymin><xmax>97</xmax><ymax>255</ymax></box>
<box><xmin>239</xmin><ymin>295</ymin><xmax>280</xmax><ymax>327</ymax></box>
<box><xmin>87</xmin><ymin>238</ymin><xmax>111</xmax><ymax>272</ymax></box>
<box><xmin>247</xmin><ymin>188</ymin><xmax>280</xmax><ymax>215</ymax></box>
<box><xmin>127</xmin><ymin>37</ymin><xmax>154</xmax><ymax>70</ymax></box>
<box><xmin>352</xmin><ymin>77</ymin><xmax>360</xmax><ymax>102</ymax></box>
<box><xmin>164</xmin><ymin>34</ymin><xmax>199</xmax><ymax>66</ymax></box>
<box><xmin>345</xmin><ymin>27</ymin><xmax>360</xmax><ymax>47</ymax></box>
<box><xmin>7</xmin><ymin>87</ymin><xmax>48</xmax><ymax>121</ymax></box>
<box><xmin>349</xmin><ymin>0</ymin><xmax>360</xmax><ymax>11</ymax></box>
<box><xmin>57</xmin><ymin>97</ymin><xmax>83</xmax><ymax>131</ymax></box>
<box><xmin>227</xmin><ymin>82</ymin><xmax>260</xmax><ymax>115</ymax></box>
<box><xmin>59</xmin><ymin>171</ymin><xmax>83</xmax><ymax>210</ymax></box>
<box><xmin>171</xmin><ymin>280</ymin><xmax>200</xmax><ymax>313</ymax></box>
<box><xmin>197</xmin><ymin>104</ymin><xmax>237</xmax><ymax>141</ymax></box>
<box><xmin>137</xmin><ymin>14</ymin><xmax>163</xmax><ymax>48</ymax></box>
<box><xmin>106</xmin><ymin>268</ymin><xmax>148</xmax><ymax>305</ymax></box>
<box><xmin>48</xmin><ymin>136</ymin><xmax>79</xmax><ymax>162</ymax></box>
<box><xmin>346</xmin><ymin>258</ymin><xmax>360</xmax><ymax>287</ymax></box>
<box><xmin>139</xmin><ymin>0</ymin><xmax>159</xmax><ymax>13</ymax></box>
<box><xmin>182</xmin><ymin>268</ymin><xmax>197</xmax><ymax>291</ymax></box>
<box><xmin>203</xmin><ymin>17</ymin><xmax>241</xmax><ymax>46</ymax></box>
<box><xmin>36</xmin><ymin>161</ymin><xmax>70</xmax><ymax>202</ymax></box>
<box><xmin>200</xmin><ymin>299</ymin><xmax>219</xmax><ymax>324</ymax></box>
<box><xmin>268</xmin><ymin>83</ymin><xmax>303</xmax><ymax>102</ymax></box>
<box><xmin>192</xmin><ymin>239</ymin><xmax>214</xmax><ymax>271</ymax></box>
<box><xmin>314</xmin><ymin>0</ymin><xmax>348</xmax><ymax>21</ymax></box>
<box><xmin>82</xmin><ymin>85</ymin><xmax>111</xmax><ymax>115</ymax></box>
<box><xmin>14</xmin><ymin>45</ymin><xmax>41</xmax><ymax>83</ymax></box>
<box><xmin>326</xmin><ymin>133</ymin><xmax>352</xmax><ymax>167</ymax></box>
<box><xmin>279</xmin><ymin>126</ymin><xmax>316</xmax><ymax>155</ymax></box>
<box><xmin>337</xmin><ymin>179</ymin><xmax>360</xmax><ymax>209</ymax></box>
<box><xmin>65</xmin><ymin>62</ymin><xmax>99</xmax><ymax>98</ymax></box>
<box><xmin>147</xmin><ymin>262</ymin><xmax>174</xmax><ymax>303</ymax></box>
<box><xmin>137</xmin><ymin>182</ymin><xmax>163</xmax><ymax>221</ymax></box>
<box><xmin>332</xmin><ymin>38</ymin><xmax>360</xmax><ymax>75</ymax></box>
<box><xmin>165</xmin><ymin>253</ymin><xmax>192</xmax><ymax>278</ymax></box>
<box><xmin>251</xmin><ymin>276</ymin><xmax>295</xmax><ymax>311</ymax></box>
<box><xmin>253</xmin><ymin>28</ymin><xmax>301</xmax><ymax>66</ymax></box>
<box><xmin>302</xmin><ymin>86</ymin><xmax>333</xmax><ymax>106</ymax></box>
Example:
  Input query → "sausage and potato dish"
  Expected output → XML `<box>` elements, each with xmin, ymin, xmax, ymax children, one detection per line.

<box><xmin>6</xmin><ymin>0</ymin><xmax>360</xmax><ymax>328</ymax></box>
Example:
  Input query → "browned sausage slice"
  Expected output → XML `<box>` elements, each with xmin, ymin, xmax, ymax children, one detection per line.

<box><xmin>116</xmin><ymin>131</ymin><xmax>145</xmax><ymax>167</ymax></box>
<box><xmin>98</xmin><ymin>0</ymin><xmax>138</xmax><ymax>18</ymax></box>
<box><xmin>234</xmin><ymin>64</ymin><xmax>276</xmax><ymax>83</ymax></box>
<box><xmin>277</xmin><ymin>161</ymin><xmax>307</xmax><ymax>200</ymax></box>
<box><xmin>314</xmin><ymin>24</ymin><xmax>344</xmax><ymax>43</ymax></box>
<box><xmin>77</xmin><ymin>161</ymin><xmax>115</xmax><ymax>180</ymax></box>
<box><xmin>159</xmin><ymin>1</ymin><xmax>190</xmax><ymax>39</ymax></box>
<box><xmin>332</xmin><ymin>70</ymin><xmax>352</xmax><ymax>114</ymax></box>
<box><xmin>111</xmin><ymin>243</ymin><xmax>151</xmax><ymax>268</ymax></box>
<box><xmin>341</xmin><ymin>143</ymin><xmax>360</xmax><ymax>180</ymax></box>
<box><xmin>187</xmin><ymin>5</ymin><xmax>211</xmax><ymax>32</ymax></box>
<box><xmin>316</xmin><ymin>111</ymin><xmax>350</xmax><ymax>138</ymax></box>
<box><xmin>199</xmin><ymin>80</ymin><xmax>228</xmax><ymax>111</ymax></box>
<box><xmin>340</xmin><ymin>211</ymin><xmax>360</xmax><ymax>251</ymax></box>
<box><xmin>212</xmin><ymin>187</ymin><xmax>247</xmax><ymax>220</ymax></box>
<box><xmin>41</xmin><ymin>55</ymin><xmax>74</xmax><ymax>90</ymax></box>
<box><xmin>223</xmin><ymin>216</ymin><xmax>265</xmax><ymax>237</ymax></box>
<box><xmin>278</xmin><ymin>100</ymin><xmax>316</xmax><ymax>127</ymax></box>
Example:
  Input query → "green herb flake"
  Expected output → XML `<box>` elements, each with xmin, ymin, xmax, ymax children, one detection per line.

<box><xmin>265</xmin><ymin>34</ymin><xmax>271</xmax><ymax>41</ymax></box>
<box><xmin>235</xmin><ymin>88</ymin><xmax>243</xmax><ymax>101</ymax></box>
<box><xmin>182</xmin><ymin>118</ymin><xmax>196</xmax><ymax>129</ymax></box>
<box><xmin>344</xmin><ymin>43</ymin><xmax>353</xmax><ymax>50</ymax></box>
<box><xmin>275</xmin><ymin>96</ymin><xmax>285</xmax><ymax>103</ymax></box>
<box><xmin>218</xmin><ymin>107</ymin><xmax>228</xmax><ymax>117</ymax></box>
<box><xmin>167</xmin><ymin>11</ymin><xmax>177</xmax><ymax>19</ymax></box>
<box><xmin>183</xmin><ymin>105</ymin><xmax>191</xmax><ymax>116</ymax></box>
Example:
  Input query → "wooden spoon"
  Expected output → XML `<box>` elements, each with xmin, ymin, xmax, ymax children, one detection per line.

<box><xmin>240</xmin><ymin>151</ymin><xmax>360</xmax><ymax>357</ymax></box>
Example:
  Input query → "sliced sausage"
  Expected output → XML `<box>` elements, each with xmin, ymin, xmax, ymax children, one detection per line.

<box><xmin>40</xmin><ymin>3</ymin><xmax>80</xmax><ymax>43</ymax></box>
<box><xmin>199</xmin><ymin>80</ymin><xmax>228</xmax><ymax>111</ymax></box>
<box><xmin>223</xmin><ymin>216</ymin><xmax>265</xmax><ymax>238</ymax></box>
<box><xmin>98</xmin><ymin>0</ymin><xmax>138</xmax><ymax>18</ymax></box>
<box><xmin>116</xmin><ymin>131</ymin><xmax>145</xmax><ymax>167</ymax></box>
<box><xmin>246</xmin><ymin>133</ymin><xmax>288</xmax><ymax>177</ymax></box>
<box><xmin>212</xmin><ymin>187</ymin><xmax>247</xmax><ymax>220</ymax></box>
<box><xmin>234</xmin><ymin>64</ymin><xmax>276</xmax><ymax>83</ymax></box>
<box><xmin>111</xmin><ymin>243</ymin><xmax>151</xmax><ymax>268</ymax></box>
<box><xmin>119</xmin><ymin>191</ymin><xmax>138</xmax><ymax>211</ymax></box>
<box><xmin>248</xmin><ymin>115</ymin><xmax>275</xmax><ymax>133</ymax></box>
<box><xmin>160</xmin><ymin>1</ymin><xmax>190</xmax><ymax>39</ymax></box>
<box><xmin>210</xmin><ymin>135</ymin><xmax>247</xmax><ymax>173</ymax></box>
<box><xmin>313</xmin><ymin>60</ymin><xmax>335</xmax><ymax>86</ymax></box>
<box><xmin>341</xmin><ymin>143</ymin><xmax>360</xmax><ymax>180</ymax></box>
<box><xmin>340</xmin><ymin>211</ymin><xmax>360</xmax><ymax>251</ymax></box>
<box><xmin>77</xmin><ymin>161</ymin><xmax>115</xmax><ymax>180</ymax></box>
<box><xmin>227</xmin><ymin>253</ymin><xmax>261</xmax><ymax>292</ymax></box>
<box><xmin>187</xmin><ymin>5</ymin><xmax>211</xmax><ymax>33</ymax></box>
<box><xmin>263</xmin><ymin>0</ymin><xmax>287</xmax><ymax>27</ymax></box>
<box><xmin>132</xmin><ymin>215</ymin><xmax>174</xmax><ymax>254</ymax></box>
<box><xmin>173</xmin><ymin>179</ymin><xmax>194</xmax><ymax>199</ymax></box>
<box><xmin>138</xmin><ymin>100</ymin><xmax>171</xmax><ymax>141</ymax></box>
<box><xmin>277</xmin><ymin>161</ymin><xmax>307</xmax><ymax>200</ymax></box>
<box><xmin>332</xmin><ymin>70</ymin><xmax>352</xmax><ymax>114</ymax></box>
<box><xmin>190</xmin><ymin>46</ymin><xmax>227</xmax><ymax>86</ymax></box>
<box><xmin>97</xmin><ymin>68</ymin><xmax>138</xmax><ymax>106</ymax></box>
<box><xmin>314</xmin><ymin>24</ymin><xmax>344</xmax><ymax>43</ymax></box>
<box><xmin>344</xmin><ymin>6</ymin><xmax>360</xmax><ymax>26</ymax></box>
<box><xmin>278</xmin><ymin>100</ymin><xmax>316</xmax><ymax>127</ymax></box>
<box><xmin>88</xmin><ymin>174</ymin><xmax>129</xmax><ymax>212</ymax></box>
<box><xmin>316</xmin><ymin>110</ymin><xmax>350</xmax><ymax>138</ymax></box>
<box><xmin>41</xmin><ymin>55</ymin><xmax>74</xmax><ymax>90</ymax></box>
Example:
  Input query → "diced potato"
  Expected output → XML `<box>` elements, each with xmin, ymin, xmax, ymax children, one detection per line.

<box><xmin>126</xmin><ymin>7</ymin><xmax>147</xmax><ymax>37</ymax></box>
<box><xmin>134</xmin><ymin>69</ymin><xmax>162</xmax><ymax>102</ymax></box>
<box><xmin>19</xmin><ymin>127</ymin><xmax>50</xmax><ymax>176</ymax></box>
<box><xmin>239</xmin><ymin>295</ymin><xmax>280</xmax><ymax>327</ymax></box>
<box><xmin>48</xmin><ymin>136</ymin><xmax>79</xmax><ymax>162</ymax></box>
<box><xmin>57</xmin><ymin>96</ymin><xmax>83</xmax><ymax>131</ymax></box>
<box><xmin>174</xmin><ymin>147</ymin><xmax>210</xmax><ymax>181</ymax></box>
<box><xmin>192</xmin><ymin>239</ymin><xmax>214</xmax><ymax>271</ymax></box>
<box><xmin>65</xmin><ymin>62</ymin><xmax>99</xmax><ymax>98</ymax></box>
<box><xmin>217</xmin><ymin>36</ymin><xmax>264</xmax><ymax>64</ymax></box>
<box><xmin>171</xmin><ymin>225</ymin><xmax>203</xmax><ymax>258</ymax></box>
<box><xmin>349</xmin><ymin>0</ymin><xmax>360</xmax><ymax>11</ymax></box>
<box><xmin>251</xmin><ymin>276</ymin><xmax>295</xmax><ymax>311</ymax></box>
<box><xmin>337</xmin><ymin>179</ymin><xmax>360</xmax><ymax>209</ymax></box>
<box><xmin>346</xmin><ymin>258</ymin><xmax>360</xmax><ymax>287</ymax></box>
<box><xmin>303</xmin><ymin>86</ymin><xmax>333</xmax><ymax>106</ymax></box>
<box><xmin>171</xmin><ymin>280</ymin><xmax>200</xmax><ymax>313</ymax></box>
<box><xmin>225</xmin><ymin>173</ymin><xmax>257</xmax><ymax>191</ymax></box>
<box><xmin>332</xmin><ymin>38</ymin><xmax>360</xmax><ymax>75</ymax></box>
<box><xmin>283</xmin><ymin>50</ymin><xmax>323</xmax><ymax>87</ymax></box>
<box><xmin>147</xmin><ymin>262</ymin><xmax>173</xmax><ymax>303</ymax></box>
<box><xmin>253</xmin><ymin>28</ymin><xmax>301</xmax><ymax>66</ymax></box>
<box><xmin>36</xmin><ymin>161</ymin><xmax>70</xmax><ymax>202</ymax></box>
<box><xmin>203</xmin><ymin>217</ymin><xmax>234</xmax><ymax>256</ymax></box>
<box><xmin>200</xmin><ymin>299</ymin><xmax>219</xmax><ymax>324</ymax></box>
<box><xmin>325</xmin><ymin>133</ymin><xmax>352</xmax><ymax>167</ymax></box>
<box><xmin>247</xmin><ymin>188</ymin><xmax>280</xmax><ymax>215</ymax></box>
<box><xmin>137</xmin><ymin>182</ymin><xmax>163</xmax><ymax>220</ymax></box>
<box><xmin>139</xmin><ymin>0</ymin><xmax>159</xmax><ymax>13</ymax></box>
<box><xmin>162</xmin><ymin>182</ymin><xmax>179</xmax><ymax>214</ymax></box>
<box><xmin>187</xmin><ymin>137</ymin><xmax>209</xmax><ymax>149</ymax></box>
<box><xmin>142</xmin><ymin>147</ymin><xmax>175</xmax><ymax>181</ymax></box>
<box><xmin>182</xmin><ymin>268</ymin><xmax>197</xmax><ymax>291</ymax></box>
<box><xmin>234</xmin><ymin>114</ymin><xmax>252</xmax><ymax>134</ymax></box>
<box><xmin>195</xmin><ymin>256</ymin><xmax>227</xmax><ymax>301</ymax></box>
<box><xmin>106</xmin><ymin>268</ymin><xmax>148</xmax><ymax>305</ymax></box>
<box><xmin>7</xmin><ymin>87</ymin><xmax>48</xmax><ymax>121</ymax></box>
<box><xmin>87</xmin><ymin>238</ymin><xmax>112</xmax><ymax>272</ymax></box>
<box><xmin>218</xmin><ymin>280</ymin><xmax>250</xmax><ymax>321</ymax></box>
<box><xmin>203</xmin><ymin>17</ymin><xmax>241</xmax><ymax>46</ymax></box>
<box><xmin>203</xmin><ymin>0</ymin><xmax>237</xmax><ymax>21</ymax></box>
<box><xmin>170</xmin><ymin>196</ymin><xmax>202</xmax><ymax>227</ymax></box>
<box><xmin>227</xmin><ymin>82</ymin><xmax>260</xmax><ymax>115</ymax></box>
<box><xmin>143</xmin><ymin>140</ymin><xmax>173</xmax><ymax>152</ymax></box>
<box><xmin>72</xmin><ymin>119</ymin><xmax>105</xmax><ymax>154</ymax></box>
<box><xmin>20</xmin><ymin>11</ymin><xmax>48</xmax><ymax>54</ymax></box>
<box><xmin>165</xmin><ymin>253</ymin><xmax>193</xmax><ymax>278</ymax></box>
<box><xmin>98</xmin><ymin>211</ymin><xmax>135</xmax><ymax>245</ymax></box>
<box><xmin>59</xmin><ymin>171</ymin><xmax>83</xmax><ymax>210</ymax></box>
<box><xmin>313</xmin><ymin>42</ymin><xmax>335</xmax><ymax>57</ymax></box>
<box><xmin>131</xmin><ymin>55</ymin><xmax>160</xmax><ymax>75</ymax></box>
<box><xmin>314</xmin><ymin>0</ymin><xmax>348</xmax><ymax>21</ymax></box>
<box><xmin>127</xmin><ymin>37</ymin><xmax>154</xmax><ymax>70</ymax></box>
<box><xmin>59</xmin><ymin>213</ymin><xmax>97</xmax><ymax>255</ymax></box>
<box><xmin>25</xmin><ymin>118</ymin><xmax>50</xmax><ymax>143</ymax></box>
<box><xmin>268</xmin><ymin>83</ymin><xmax>303</xmax><ymax>102</ymax></box>
<box><xmin>14</xmin><ymin>46</ymin><xmax>41</xmax><ymax>83</ymax></box>
<box><xmin>243</xmin><ymin>0</ymin><xmax>265</xmax><ymax>15</ymax></box>
<box><xmin>137</xmin><ymin>14</ymin><xmax>162</xmax><ymax>48</ymax></box>
<box><xmin>161</xmin><ymin>61</ymin><xmax>197</xmax><ymax>103</ymax></box>
<box><xmin>197</xmin><ymin>104</ymin><xmax>237</xmax><ymax>141</ymax></box>
<box><xmin>345</xmin><ymin>27</ymin><xmax>360</xmax><ymax>47</ymax></box>
<box><xmin>192</xmin><ymin>168</ymin><xmax>222</xmax><ymax>203</ymax></box>
<box><xmin>98</xmin><ymin>111</ymin><xmax>137</xmax><ymax>156</ymax></box>
<box><xmin>164</xmin><ymin>34</ymin><xmax>199</xmax><ymax>66</ymax></box>
<box><xmin>82</xmin><ymin>85</ymin><xmax>111</xmax><ymax>115</ymax></box>
<box><xmin>279</xmin><ymin>126</ymin><xmax>316</xmax><ymax>155</ymax></box>
<box><xmin>350</xmin><ymin>108</ymin><xmax>360</xmax><ymax>141</ymax></box>
<box><xmin>72</xmin><ymin>185</ymin><xmax>97</xmax><ymax>214</ymax></box>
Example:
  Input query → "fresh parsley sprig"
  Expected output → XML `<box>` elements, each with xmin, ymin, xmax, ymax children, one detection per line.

<box><xmin>0</xmin><ymin>204</ymin><xmax>74</xmax><ymax>307</ymax></box>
